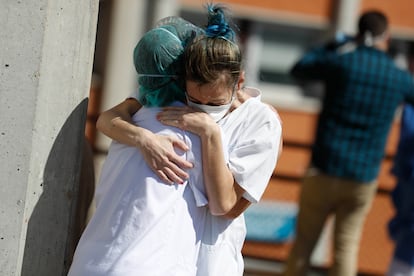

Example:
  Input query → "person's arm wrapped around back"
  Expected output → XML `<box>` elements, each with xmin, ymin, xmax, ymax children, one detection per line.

<box><xmin>290</xmin><ymin>33</ymin><xmax>354</xmax><ymax>81</ymax></box>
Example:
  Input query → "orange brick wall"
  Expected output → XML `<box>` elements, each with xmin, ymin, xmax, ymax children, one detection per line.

<box><xmin>361</xmin><ymin>0</ymin><xmax>414</xmax><ymax>29</ymax></box>
<box><xmin>180</xmin><ymin>0</ymin><xmax>333</xmax><ymax>21</ymax></box>
<box><xmin>210</xmin><ymin>0</ymin><xmax>333</xmax><ymax>18</ymax></box>
<box><xmin>180</xmin><ymin>0</ymin><xmax>414</xmax><ymax>30</ymax></box>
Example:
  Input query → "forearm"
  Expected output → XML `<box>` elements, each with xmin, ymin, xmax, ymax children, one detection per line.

<box><xmin>200</xmin><ymin>124</ymin><xmax>243</xmax><ymax>216</ymax></box>
<box><xmin>96</xmin><ymin>99</ymin><xmax>147</xmax><ymax>147</ymax></box>
<box><xmin>97</xmin><ymin>99</ymin><xmax>193</xmax><ymax>184</ymax></box>
<box><xmin>222</xmin><ymin>197</ymin><xmax>251</xmax><ymax>219</ymax></box>
<box><xmin>155</xmin><ymin>106</ymin><xmax>248</xmax><ymax>211</ymax></box>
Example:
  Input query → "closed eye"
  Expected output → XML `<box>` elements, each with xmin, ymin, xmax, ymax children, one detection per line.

<box><xmin>187</xmin><ymin>95</ymin><xmax>225</xmax><ymax>106</ymax></box>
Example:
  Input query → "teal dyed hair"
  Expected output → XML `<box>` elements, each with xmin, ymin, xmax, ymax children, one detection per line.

<box><xmin>205</xmin><ymin>3</ymin><xmax>236</xmax><ymax>42</ymax></box>
<box><xmin>184</xmin><ymin>4</ymin><xmax>242</xmax><ymax>87</ymax></box>
<box><xmin>133</xmin><ymin>17</ymin><xmax>203</xmax><ymax>107</ymax></box>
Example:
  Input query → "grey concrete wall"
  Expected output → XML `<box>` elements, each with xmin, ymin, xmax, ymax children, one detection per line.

<box><xmin>95</xmin><ymin>0</ymin><xmax>148</xmax><ymax>151</ymax></box>
<box><xmin>334</xmin><ymin>0</ymin><xmax>361</xmax><ymax>34</ymax></box>
<box><xmin>0</xmin><ymin>0</ymin><xmax>99</xmax><ymax>275</ymax></box>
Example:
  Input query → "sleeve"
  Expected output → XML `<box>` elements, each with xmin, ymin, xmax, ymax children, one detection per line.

<box><xmin>392</xmin><ymin>103</ymin><xmax>414</xmax><ymax>181</ymax></box>
<box><xmin>404</xmin><ymin>75</ymin><xmax>414</xmax><ymax>105</ymax></box>
<box><xmin>290</xmin><ymin>43</ymin><xmax>337</xmax><ymax>81</ymax></box>
<box><xmin>228</xmin><ymin>105</ymin><xmax>282</xmax><ymax>203</ymax></box>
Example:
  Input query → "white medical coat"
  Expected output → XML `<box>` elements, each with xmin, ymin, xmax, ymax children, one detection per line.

<box><xmin>195</xmin><ymin>87</ymin><xmax>282</xmax><ymax>276</ymax></box>
<box><xmin>69</xmin><ymin>88</ymin><xmax>282</xmax><ymax>276</ymax></box>
<box><xmin>68</xmin><ymin>102</ymin><xmax>209</xmax><ymax>276</ymax></box>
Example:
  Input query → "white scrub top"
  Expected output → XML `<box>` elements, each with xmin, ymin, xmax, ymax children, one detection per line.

<box><xmin>196</xmin><ymin>87</ymin><xmax>282</xmax><ymax>276</ymax></box>
<box><xmin>70</xmin><ymin>87</ymin><xmax>282</xmax><ymax>276</ymax></box>
<box><xmin>68</xmin><ymin>102</ymin><xmax>209</xmax><ymax>276</ymax></box>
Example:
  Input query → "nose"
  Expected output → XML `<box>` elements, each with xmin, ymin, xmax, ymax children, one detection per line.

<box><xmin>197</xmin><ymin>98</ymin><xmax>211</xmax><ymax>105</ymax></box>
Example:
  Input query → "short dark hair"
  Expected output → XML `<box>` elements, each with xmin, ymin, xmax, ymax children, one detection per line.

<box><xmin>358</xmin><ymin>10</ymin><xmax>388</xmax><ymax>36</ymax></box>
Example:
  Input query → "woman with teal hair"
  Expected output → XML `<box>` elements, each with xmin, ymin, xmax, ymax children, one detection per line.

<box><xmin>133</xmin><ymin>16</ymin><xmax>201</xmax><ymax>107</ymax></box>
<box><xmin>95</xmin><ymin>3</ymin><xmax>282</xmax><ymax>275</ymax></box>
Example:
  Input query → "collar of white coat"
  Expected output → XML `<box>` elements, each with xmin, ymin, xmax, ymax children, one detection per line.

<box><xmin>243</xmin><ymin>86</ymin><xmax>262</xmax><ymax>100</ymax></box>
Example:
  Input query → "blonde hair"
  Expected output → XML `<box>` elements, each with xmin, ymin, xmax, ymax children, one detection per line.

<box><xmin>184</xmin><ymin>4</ymin><xmax>242</xmax><ymax>89</ymax></box>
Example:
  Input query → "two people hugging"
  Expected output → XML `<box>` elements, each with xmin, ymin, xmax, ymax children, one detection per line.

<box><xmin>69</xmin><ymin>4</ymin><xmax>282</xmax><ymax>276</ymax></box>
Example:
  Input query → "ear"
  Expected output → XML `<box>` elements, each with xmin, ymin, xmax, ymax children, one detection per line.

<box><xmin>378</xmin><ymin>30</ymin><xmax>391</xmax><ymax>51</ymax></box>
<box><xmin>384</xmin><ymin>31</ymin><xmax>391</xmax><ymax>46</ymax></box>
<box><xmin>236</xmin><ymin>71</ymin><xmax>245</xmax><ymax>90</ymax></box>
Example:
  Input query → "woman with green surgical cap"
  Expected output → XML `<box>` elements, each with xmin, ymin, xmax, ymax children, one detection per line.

<box><xmin>94</xmin><ymin>4</ymin><xmax>282</xmax><ymax>275</ymax></box>
<box><xmin>69</xmin><ymin>17</ymin><xmax>211</xmax><ymax>276</ymax></box>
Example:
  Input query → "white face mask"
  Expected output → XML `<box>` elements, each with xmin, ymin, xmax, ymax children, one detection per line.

<box><xmin>187</xmin><ymin>97</ymin><xmax>233</xmax><ymax>122</ymax></box>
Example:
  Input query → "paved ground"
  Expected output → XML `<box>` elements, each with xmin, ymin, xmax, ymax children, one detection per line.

<box><xmin>243</xmin><ymin>257</ymin><xmax>327</xmax><ymax>276</ymax></box>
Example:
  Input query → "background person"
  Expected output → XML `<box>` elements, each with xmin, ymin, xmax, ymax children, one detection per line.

<box><xmin>284</xmin><ymin>10</ymin><xmax>414</xmax><ymax>276</ymax></box>
<box><xmin>387</xmin><ymin>103</ymin><xmax>414</xmax><ymax>276</ymax></box>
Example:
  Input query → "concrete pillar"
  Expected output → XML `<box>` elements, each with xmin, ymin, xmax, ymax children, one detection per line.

<box><xmin>0</xmin><ymin>0</ymin><xmax>99</xmax><ymax>275</ymax></box>
<box><xmin>244</xmin><ymin>23</ymin><xmax>264</xmax><ymax>87</ymax></box>
<box><xmin>149</xmin><ymin>0</ymin><xmax>179</xmax><ymax>26</ymax></box>
<box><xmin>95</xmin><ymin>0</ymin><xmax>149</xmax><ymax>151</ymax></box>
<box><xmin>95</xmin><ymin>0</ymin><xmax>179</xmax><ymax>151</ymax></box>
<box><xmin>334</xmin><ymin>0</ymin><xmax>361</xmax><ymax>34</ymax></box>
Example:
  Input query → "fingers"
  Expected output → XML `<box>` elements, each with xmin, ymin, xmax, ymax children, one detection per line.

<box><xmin>156</xmin><ymin>170</ymin><xmax>172</xmax><ymax>185</ymax></box>
<box><xmin>163</xmin><ymin>166</ymin><xmax>188</xmax><ymax>185</ymax></box>
<box><xmin>161</xmin><ymin>106</ymin><xmax>192</xmax><ymax>112</ymax></box>
<box><xmin>157</xmin><ymin>116</ymin><xmax>180</xmax><ymax>128</ymax></box>
<box><xmin>143</xmin><ymin>133</ymin><xmax>193</xmax><ymax>185</ymax></box>
<box><xmin>153</xmin><ymin>157</ymin><xmax>190</xmax><ymax>185</ymax></box>
<box><xmin>155</xmin><ymin>165</ymin><xmax>188</xmax><ymax>185</ymax></box>
<box><xmin>169</xmin><ymin>136</ymin><xmax>190</xmax><ymax>152</ymax></box>
<box><xmin>157</xmin><ymin>106</ymin><xmax>197</xmax><ymax>122</ymax></box>
<box><xmin>170</xmin><ymin>155</ymin><xmax>193</xmax><ymax>169</ymax></box>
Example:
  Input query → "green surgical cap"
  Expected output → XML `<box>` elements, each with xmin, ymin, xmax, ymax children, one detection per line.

<box><xmin>133</xmin><ymin>17</ymin><xmax>204</xmax><ymax>107</ymax></box>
